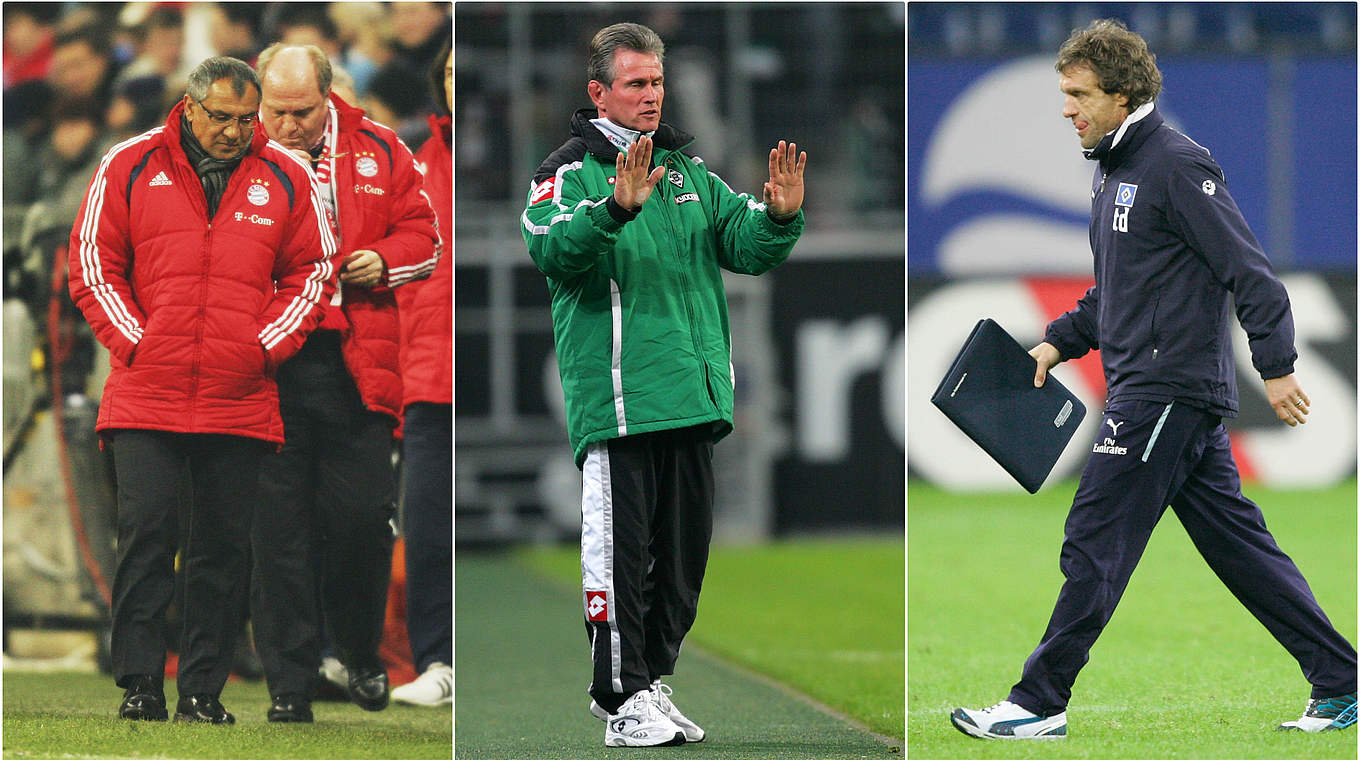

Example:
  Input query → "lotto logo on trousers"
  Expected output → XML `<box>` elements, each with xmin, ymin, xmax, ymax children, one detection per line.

<box><xmin>586</xmin><ymin>590</ymin><xmax>609</xmax><ymax>622</ymax></box>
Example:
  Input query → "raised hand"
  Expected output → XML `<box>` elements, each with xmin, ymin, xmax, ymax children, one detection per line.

<box><xmin>613</xmin><ymin>135</ymin><xmax>665</xmax><ymax>212</ymax></box>
<box><xmin>763</xmin><ymin>140</ymin><xmax>807</xmax><ymax>219</ymax></box>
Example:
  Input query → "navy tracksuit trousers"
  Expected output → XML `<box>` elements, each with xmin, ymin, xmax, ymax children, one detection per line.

<box><xmin>1009</xmin><ymin>398</ymin><xmax>1357</xmax><ymax>716</ymax></box>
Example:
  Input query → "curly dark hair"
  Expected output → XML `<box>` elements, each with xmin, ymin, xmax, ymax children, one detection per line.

<box><xmin>1055</xmin><ymin>19</ymin><xmax>1162</xmax><ymax>110</ymax></box>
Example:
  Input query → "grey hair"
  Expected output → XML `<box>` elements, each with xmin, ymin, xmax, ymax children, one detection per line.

<box><xmin>186</xmin><ymin>56</ymin><xmax>260</xmax><ymax>102</ymax></box>
<box><xmin>256</xmin><ymin>42</ymin><xmax>333</xmax><ymax>96</ymax></box>
<box><xmin>587</xmin><ymin>23</ymin><xmax>664</xmax><ymax>87</ymax></box>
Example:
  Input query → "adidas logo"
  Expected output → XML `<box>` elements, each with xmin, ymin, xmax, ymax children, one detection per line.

<box><xmin>148</xmin><ymin>171</ymin><xmax>172</xmax><ymax>187</ymax></box>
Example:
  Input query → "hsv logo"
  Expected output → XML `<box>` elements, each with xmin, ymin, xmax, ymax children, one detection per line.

<box><xmin>1112</xmin><ymin>181</ymin><xmax>1137</xmax><ymax>233</ymax></box>
<box><xmin>586</xmin><ymin>590</ymin><xmax>609</xmax><ymax>621</ymax></box>
<box><xmin>530</xmin><ymin>177</ymin><xmax>557</xmax><ymax>204</ymax></box>
<box><xmin>148</xmin><ymin>170</ymin><xmax>172</xmax><ymax>187</ymax></box>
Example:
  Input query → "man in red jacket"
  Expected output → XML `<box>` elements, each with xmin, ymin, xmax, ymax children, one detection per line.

<box><xmin>68</xmin><ymin>56</ymin><xmax>337</xmax><ymax>725</ymax></box>
<box><xmin>390</xmin><ymin>40</ymin><xmax>452</xmax><ymax>709</ymax></box>
<box><xmin>250</xmin><ymin>43</ymin><xmax>441</xmax><ymax>723</ymax></box>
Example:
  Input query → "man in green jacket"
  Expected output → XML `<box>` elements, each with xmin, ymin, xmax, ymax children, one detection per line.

<box><xmin>522</xmin><ymin>22</ymin><xmax>807</xmax><ymax>749</ymax></box>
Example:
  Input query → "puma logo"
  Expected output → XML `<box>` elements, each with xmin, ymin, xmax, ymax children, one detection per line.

<box><xmin>1104</xmin><ymin>419</ymin><xmax>1124</xmax><ymax>436</ymax></box>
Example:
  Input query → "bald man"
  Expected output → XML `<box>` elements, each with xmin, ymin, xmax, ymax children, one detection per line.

<box><xmin>248</xmin><ymin>43</ymin><xmax>441</xmax><ymax>723</ymax></box>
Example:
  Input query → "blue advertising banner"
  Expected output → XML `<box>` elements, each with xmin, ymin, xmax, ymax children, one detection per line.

<box><xmin>908</xmin><ymin>56</ymin><xmax>1356</xmax><ymax>274</ymax></box>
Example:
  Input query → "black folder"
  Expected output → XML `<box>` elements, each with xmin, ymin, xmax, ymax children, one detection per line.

<box><xmin>930</xmin><ymin>318</ymin><xmax>1087</xmax><ymax>493</ymax></box>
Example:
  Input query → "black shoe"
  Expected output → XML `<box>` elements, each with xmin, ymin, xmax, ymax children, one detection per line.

<box><xmin>347</xmin><ymin>668</ymin><xmax>390</xmax><ymax>711</ymax></box>
<box><xmin>267</xmin><ymin>693</ymin><xmax>314</xmax><ymax>723</ymax></box>
<box><xmin>119</xmin><ymin>675</ymin><xmax>168</xmax><ymax>721</ymax></box>
<box><xmin>173</xmin><ymin>694</ymin><xmax>235</xmax><ymax>724</ymax></box>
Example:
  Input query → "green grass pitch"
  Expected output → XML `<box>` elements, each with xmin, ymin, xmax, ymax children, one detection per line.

<box><xmin>2</xmin><ymin>671</ymin><xmax>453</xmax><ymax>759</ymax></box>
<box><xmin>519</xmin><ymin>536</ymin><xmax>906</xmax><ymax>739</ymax></box>
<box><xmin>455</xmin><ymin>537</ymin><xmax>902</xmax><ymax>759</ymax></box>
<box><xmin>908</xmin><ymin>478</ymin><xmax>1358</xmax><ymax>759</ymax></box>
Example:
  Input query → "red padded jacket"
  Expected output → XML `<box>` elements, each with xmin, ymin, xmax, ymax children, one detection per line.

<box><xmin>396</xmin><ymin>114</ymin><xmax>451</xmax><ymax>408</ymax></box>
<box><xmin>324</xmin><ymin>94</ymin><xmax>441</xmax><ymax>423</ymax></box>
<box><xmin>68</xmin><ymin>100</ymin><xmax>337</xmax><ymax>444</ymax></box>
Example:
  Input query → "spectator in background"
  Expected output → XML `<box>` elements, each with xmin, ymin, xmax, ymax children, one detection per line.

<box><xmin>4</xmin><ymin>3</ymin><xmax>61</xmax><ymax>89</ymax></box>
<box><xmin>67</xmin><ymin>55</ymin><xmax>336</xmax><ymax>725</ymax></box>
<box><xmin>388</xmin><ymin>2</ymin><xmax>449</xmax><ymax>76</ymax></box>
<box><xmin>50</xmin><ymin>25</ymin><xmax>118</xmax><ymax>114</ymax></box>
<box><xmin>113</xmin><ymin>6</ymin><xmax>186</xmax><ymax>96</ymax></box>
<box><xmin>250</xmin><ymin>42</ymin><xmax>440</xmax><ymax>724</ymax></box>
<box><xmin>390</xmin><ymin>39</ymin><xmax>452</xmax><ymax>709</ymax></box>
<box><xmin>3</xmin><ymin>79</ymin><xmax>54</xmax><ymax>205</ymax></box>
<box><xmin>209</xmin><ymin>3</ymin><xmax>262</xmax><ymax>64</ymax></box>
<box><xmin>269</xmin><ymin>3</ymin><xmax>342</xmax><ymax>60</ymax></box>
<box><xmin>362</xmin><ymin>59</ymin><xmax>427</xmax><ymax>147</ymax></box>
<box><xmin>26</xmin><ymin>96</ymin><xmax>107</xmax><ymax>240</ymax></box>
<box><xmin>329</xmin><ymin>2</ymin><xmax>390</xmax><ymax>97</ymax></box>
<box><xmin>106</xmin><ymin>75</ymin><xmax>170</xmax><ymax>139</ymax></box>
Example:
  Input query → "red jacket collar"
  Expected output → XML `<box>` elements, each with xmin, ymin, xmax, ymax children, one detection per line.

<box><xmin>328</xmin><ymin>91</ymin><xmax>368</xmax><ymax>131</ymax></box>
<box><xmin>427</xmin><ymin>113</ymin><xmax>451</xmax><ymax>148</ymax></box>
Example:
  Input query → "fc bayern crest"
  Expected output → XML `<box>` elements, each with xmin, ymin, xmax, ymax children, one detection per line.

<box><xmin>247</xmin><ymin>183</ymin><xmax>270</xmax><ymax>206</ymax></box>
<box><xmin>356</xmin><ymin>156</ymin><xmax>380</xmax><ymax>178</ymax></box>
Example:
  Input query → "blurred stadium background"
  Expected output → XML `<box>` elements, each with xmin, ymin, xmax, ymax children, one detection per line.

<box><xmin>2</xmin><ymin>1</ymin><xmax>450</xmax><ymax>673</ymax></box>
<box><xmin>455</xmin><ymin>3</ymin><xmax>905</xmax><ymax>545</ymax></box>
<box><xmin>907</xmin><ymin>2</ymin><xmax>1357</xmax><ymax>492</ymax></box>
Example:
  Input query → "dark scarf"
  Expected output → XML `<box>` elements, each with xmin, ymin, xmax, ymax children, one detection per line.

<box><xmin>180</xmin><ymin>114</ymin><xmax>246</xmax><ymax>219</ymax></box>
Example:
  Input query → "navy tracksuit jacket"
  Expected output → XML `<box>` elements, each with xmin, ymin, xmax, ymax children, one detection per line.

<box><xmin>1043</xmin><ymin>104</ymin><xmax>1296</xmax><ymax>413</ymax></box>
<box><xmin>1008</xmin><ymin>103</ymin><xmax>1357</xmax><ymax>716</ymax></box>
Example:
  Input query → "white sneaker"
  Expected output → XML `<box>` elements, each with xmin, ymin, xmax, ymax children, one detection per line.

<box><xmin>603</xmin><ymin>689</ymin><xmax>686</xmax><ymax>747</ymax></box>
<box><xmin>650</xmin><ymin>681</ymin><xmax>705</xmax><ymax>742</ymax></box>
<box><xmin>391</xmin><ymin>662</ymin><xmax>452</xmax><ymax>707</ymax></box>
<box><xmin>950</xmin><ymin>699</ymin><xmax>1067</xmax><ymax>739</ymax></box>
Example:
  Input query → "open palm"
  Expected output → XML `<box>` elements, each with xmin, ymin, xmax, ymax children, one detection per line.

<box><xmin>763</xmin><ymin>140</ymin><xmax>807</xmax><ymax>218</ymax></box>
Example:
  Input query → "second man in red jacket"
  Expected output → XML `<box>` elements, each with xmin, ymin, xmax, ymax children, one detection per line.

<box><xmin>248</xmin><ymin>43</ymin><xmax>441</xmax><ymax>723</ymax></box>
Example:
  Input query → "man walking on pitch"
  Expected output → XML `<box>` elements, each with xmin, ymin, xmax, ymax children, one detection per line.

<box><xmin>951</xmin><ymin>19</ymin><xmax>1357</xmax><ymax>740</ymax></box>
<box><xmin>250</xmin><ymin>43</ymin><xmax>440</xmax><ymax>723</ymax></box>
<box><xmin>522</xmin><ymin>22</ymin><xmax>806</xmax><ymax>748</ymax></box>
<box><xmin>68</xmin><ymin>56</ymin><xmax>335</xmax><ymax>724</ymax></box>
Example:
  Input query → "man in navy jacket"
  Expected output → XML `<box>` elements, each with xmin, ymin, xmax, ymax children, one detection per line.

<box><xmin>951</xmin><ymin>19</ymin><xmax>1357</xmax><ymax>740</ymax></box>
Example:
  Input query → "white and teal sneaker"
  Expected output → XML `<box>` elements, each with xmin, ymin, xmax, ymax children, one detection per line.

<box><xmin>950</xmin><ymin>700</ymin><xmax>1067</xmax><ymax>739</ymax></box>
<box><xmin>1277</xmin><ymin>693</ymin><xmax>1358</xmax><ymax>732</ymax></box>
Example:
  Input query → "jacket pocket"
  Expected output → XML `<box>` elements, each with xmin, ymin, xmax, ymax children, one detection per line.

<box><xmin>1150</xmin><ymin>295</ymin><xmax>1161</xmax><ymax>360</ymax></box>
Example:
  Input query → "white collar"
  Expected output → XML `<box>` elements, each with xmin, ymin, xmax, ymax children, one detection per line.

<box><xmin>590</xmin><ymin>116</ymin><xmax>655</xmax><ymax>153</ymax></box>
<box><xmin>1106</xmin><ymin>101</ymin><xmax>1156</xmax><ymax>151</ymax></box>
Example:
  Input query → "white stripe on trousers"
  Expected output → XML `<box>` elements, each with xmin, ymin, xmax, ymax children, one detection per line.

<box><xmin>581</xmin><ymin>443</ymin><xmax>623</xmax><ymax>693</ymax></box>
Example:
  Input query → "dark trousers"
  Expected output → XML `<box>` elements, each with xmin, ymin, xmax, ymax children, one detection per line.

<box><xmin>1010</xmin><ymin>399</ymin><xmax>1358</xmax><ymax>715</ymax></box>
<box><xmin>250</xmin><ymin>332</ymin><xmax>396</xmax><ymax>698</ymax></box>
<box><xmin>109</xmin><ymin>430</ymin><xmax>265</xmax><ymax>696</ymax></box>
<box><xmin>401</xmin><ymin>401</ymin><xmax>452</xmax><ymax>671</ymax></box>
<box><xmin>581</xmin><ymin>425</ymin><xmax>715</xmax><ymax>713</ymax></box>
